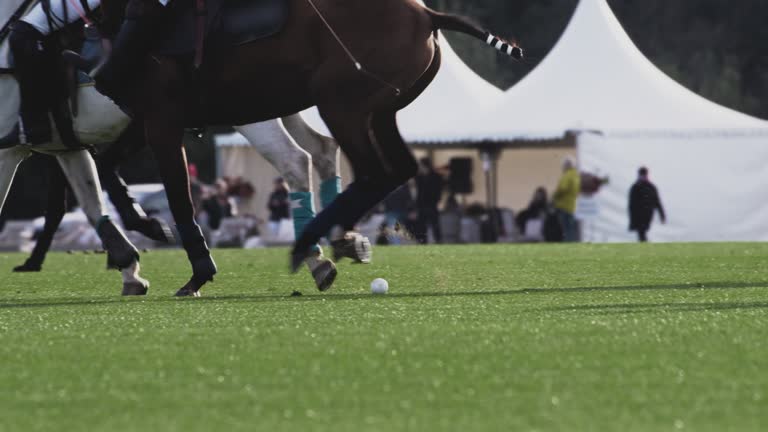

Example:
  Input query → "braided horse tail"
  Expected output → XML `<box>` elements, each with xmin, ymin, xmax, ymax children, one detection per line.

<box><xmin>424</xmin><ymin>8</ymin><xmax>523</xmax><ymax>60</ymax></box>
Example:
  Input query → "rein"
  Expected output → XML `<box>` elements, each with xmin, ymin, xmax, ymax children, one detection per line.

<box><xmin>304</xmin><ymin>0</ymin><xmax>401</xmax><ymax>96</ymax></box>
<box><xmin>0</xmin><ymin>0</ymin><xmax>38</xmax><ymax>74</ymax></box>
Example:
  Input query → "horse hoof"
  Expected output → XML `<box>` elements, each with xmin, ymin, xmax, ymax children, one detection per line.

<box><xmin>175</xmin><ymin>288</ymin><xmax>202</xmax><ymax>297</ymax></box>
<box><xmin>332</xmin><ymin>232</ymin><xmax>372</xmax><ymax>264</ymax></box>
<box><xmin>122</xmin><ymin>280</ymin><xmax>149</xmax><ymax>296</ymax></box>
<box><xmin>13</xmin><ymin>262</ymin><xmax>42</xmax><ymax>272</ymax></box>
<box><xmin>311</xmin><ymin>259</ymin><xmax>338</xmax><ymax>292</ymax></box>
<box><xmin>175</xmin><ymin>278</ymin><xmax>204</xmax><ymax>297</ymax></box>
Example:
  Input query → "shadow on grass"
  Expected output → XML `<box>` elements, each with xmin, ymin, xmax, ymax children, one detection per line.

<box><xmin>0</xmin><ymin>281</ymin><xmax>766</xmax><ymax>310</ymax></box>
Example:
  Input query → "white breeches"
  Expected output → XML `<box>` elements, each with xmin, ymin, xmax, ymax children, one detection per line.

<box><xmin>22</xmin><ymin>0</ymin><xmax>101</xmax><ymax>35</ymax></box>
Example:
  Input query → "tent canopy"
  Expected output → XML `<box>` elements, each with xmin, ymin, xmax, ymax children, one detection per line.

<box><xmin>428</xmin><ymin>0</ymin><xmax>768</xmax><ymax>143</ymax></box>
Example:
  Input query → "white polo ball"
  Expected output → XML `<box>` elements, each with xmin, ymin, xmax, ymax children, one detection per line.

<box><xmin>370</xmin><ymin>278</ymin><xmax>389</xmax><ymax>294</ymax></box>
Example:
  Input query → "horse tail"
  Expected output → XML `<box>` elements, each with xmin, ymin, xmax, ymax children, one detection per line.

<box><xmin>424</xmin><ymin>8</ymin><xmax>523</xmax><ymax>60</ymax></box>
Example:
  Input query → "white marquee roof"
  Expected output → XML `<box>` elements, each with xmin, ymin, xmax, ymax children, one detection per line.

<box><xmin>425</xmin><ymin>0</ymin><xmax>768</xmax><ymax>143</ymax></box>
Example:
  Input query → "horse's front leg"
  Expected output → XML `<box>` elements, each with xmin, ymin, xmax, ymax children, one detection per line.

<box><xmin>281</xmin><ymin>114</ymin><xmax>371</xmax><ymax>264</ymax></box>
<box><xmin>14</xmin><ymin>156</ymin><xmax>67</xmax><ymax>272</ymax></box>
<box><xmin>55</xmin><ymin>149</ymin><xmax>149</xmax><ymax>296</ymax></box>
<box><xmin>235</xmin><ymin>121</ymin><xmax>337</xmax><ymax>292</ymax></box>
<box><xmin>142</xmin><ymin>59</ymin><xmax>216</xmax><ymax>297</ymax></box>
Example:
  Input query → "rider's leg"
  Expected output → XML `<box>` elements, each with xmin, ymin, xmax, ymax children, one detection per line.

<box><xmin>0</xmin><ymin>22</ymin><xmax>52</xmax><ymax>146</ymax></box>
<box><xmin>0</xmin><ymin>0</ymin><xmax>102</xmax><ymax>147</ymax></box>
<box><xmin>93</xmin><ymin>0</ymin><xmax>165</xmax><ymax>108</ymax></box>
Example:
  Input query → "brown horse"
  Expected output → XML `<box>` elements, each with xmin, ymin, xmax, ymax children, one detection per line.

<box><xmin>103</xmin><ymin>0</ymin><xmax>521</xmax><ymax>296</ymax></box>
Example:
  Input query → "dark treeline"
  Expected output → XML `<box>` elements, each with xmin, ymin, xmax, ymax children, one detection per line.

<box><xmin>426</xmin><ymin>0</ymin><xmax>768</xmax><ymax>119</ymax></box>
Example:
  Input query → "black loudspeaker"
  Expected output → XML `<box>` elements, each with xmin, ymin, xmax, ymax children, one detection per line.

<box><xmin>449</xmin><ymin>157</ymin><xmax>473</xmax><ymax>194</ymax></box>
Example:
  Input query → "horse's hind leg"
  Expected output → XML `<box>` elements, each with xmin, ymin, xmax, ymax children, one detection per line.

<box><xmin>235</xmin><ymin>121</ymin><xmax>337</xmax><ymax>291</ymax></box>
<box><xmin>290</xmin><ymin>106</ymin><xmax>416</xmax><ymax>271</ymax></box>
<box><xmin>282</xmin><ymin>114</ymin><xmax>372</xmax><ymax>264</ymax></box>
<box><xmin>55</xmin><ymin>150</ymin><xmax>149</xmax><ymax>296</ymax></box>
<box><xmin>14</xmin><ymin>156</ymin><xmax>67</xmax><ymax>272</ymax></box>
<box><xmin>281</xmin><ymin>114</ymin><xmax>341</xmax><ymax>209</ymax></box>
<box><xmin>0</xmin><ymin>146</ymin><xmax>32</xmax><ymax>213</ymax></box>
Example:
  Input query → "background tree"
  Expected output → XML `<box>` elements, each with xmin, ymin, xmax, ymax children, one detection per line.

<box><xmin>426</xmin><ymin>0</ymin><xmax>767</xmax><ymax>119</ymax></box>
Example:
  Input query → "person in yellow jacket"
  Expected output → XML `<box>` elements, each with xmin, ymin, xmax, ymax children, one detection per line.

<box><xmin>552</xmin><ymin>157</ymin><xmax>581</xmax><ymax>241</ymax></box>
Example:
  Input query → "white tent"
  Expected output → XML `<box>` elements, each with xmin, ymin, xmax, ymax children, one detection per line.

<box><xmin>431</xmin><ymin>0</ymin><xmax>768</xmax><ymax>242</ymax></box>
<box><xmin>432</xmin><ymin>0</ymin><xmax>768</xmax><ymax>141</ymax></box>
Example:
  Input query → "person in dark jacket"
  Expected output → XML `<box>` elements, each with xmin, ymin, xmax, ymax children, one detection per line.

<box><xmin>415</xmin><ymin>157</ymin><xmax>445</xmax><ymax>244</ymax></box>
<box><xmin>629</xmin><ymin>167</ymin><xmax>666</xmax><ymax>242</ymax></box>
<box><xmin>515</xmin><ymin>186</ymin><xmax>548</xmax><ymax>234</ymax></box>
<box><xmin>382</xmin><ymin>184</ymin><xmax>414</xmax><ymax>244</ymax></box>
<box><xmin>267</xmin><ymin>177</ymin><xmax>290</xmax><ymax>235</ymax></box>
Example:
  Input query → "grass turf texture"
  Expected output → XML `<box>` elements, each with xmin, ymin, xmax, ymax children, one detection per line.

<box><xmin>0</xmin><ymin>244</ymin><xmax>766</xmax><ymax>431</ymax></box>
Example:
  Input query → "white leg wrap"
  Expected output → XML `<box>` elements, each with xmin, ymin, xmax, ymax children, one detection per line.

<box><xmin>55</xmin><ymin>149</ymin><xmax>107</xmax><ymax>226</ymax></box>
<box><xmin>0</xmin><ymin>146</ymin><xmax>31</xmax><ymax>212</ymax></box>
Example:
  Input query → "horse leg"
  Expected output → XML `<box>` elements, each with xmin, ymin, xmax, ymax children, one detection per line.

<box><xmin>290</xmin><ymin>106</ymin><xmax>416</xmax><ymax>272</ymax></box>
<box><xmin>14</xmin><ymin>156</ymin><xmax>67</xmax><ymax>272</ymax></box>
<box><xmin>97</xmin><ymin>121</ymin><xmax>174</xmax><ymax>243</ymax></box>
<box><xmin>281</xmin><ymin>114</ymin><xmax>372</xmax><ymax>264</ymax></box>
<box><xmin>55</xmin><ymin>149</ymin><xmax>149</xmax><ymax>295</ymax></box>
<box><xmin>235</xmin><ymin>121</ymin><xmax>337</xmax><ymax>291</ymax></box>
<box><xmin>280</xmin><ymin>114</ymin><xmax>341</xmax><ymax>208</ymax></box>
<box><xmin>0</xmin><ymin>147</ymin><xmax>32</xmax><ymax>239</ymax></box>
<box><xmin>142</xmin><ymin>58</ymin><xmax>215</xmax><ymax>296</ymax></box>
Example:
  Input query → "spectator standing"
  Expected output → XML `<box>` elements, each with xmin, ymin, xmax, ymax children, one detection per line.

<box><xmin>415</xmin><ymin>157</ymin><xmax>445</xmax><ymax>244</ymax></box>
<box><xmin>267</xmin><ymin>177</ymin><xmax>290</xmax><ymax>236</ymax></box>
<box><xmin>552</xmin><ymin>157</ymin><xmax>581</xmax><ymax>242</ymax></box>
<box><xmin>202</xmin><ymin>179</ymin><xmax>235</xmax><ymax>230</ymax></box>
<box><xmin>629</xmin><ymin>167</ymin><xmax>666</xmax><ymax>242</ymax></box>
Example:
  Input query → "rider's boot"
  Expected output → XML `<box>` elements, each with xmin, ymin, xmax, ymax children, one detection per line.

<box><xmin>0</xmin><ymin>22</ymin><xmax>52</xmax><ymax>148</ymax></box>
<box><xmin>92</xmin><ymin>0</ymin><xmax>164</xmax><ymax>110</ymax></box>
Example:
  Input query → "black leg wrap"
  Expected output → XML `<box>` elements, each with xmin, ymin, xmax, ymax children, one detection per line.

<box><xmin>13</xmin><ymin>258</ymin><xmax>42</xmax><ymax>272</ymax></box>
<box><xmin>176</xmin><ymin>223</ymin><xmax>217</xmax><ymax>284</ymax></box>
<box><xmin>97</xmin><ymin>216</ymin><xmax>139</xmax><ymax>270</ymax></box>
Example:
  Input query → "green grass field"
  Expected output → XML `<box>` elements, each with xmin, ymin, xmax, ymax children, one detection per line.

<box><xmin>0</xmin><ymin>243</ymin><xmax>766</xmax><ymax>431</ymax></box>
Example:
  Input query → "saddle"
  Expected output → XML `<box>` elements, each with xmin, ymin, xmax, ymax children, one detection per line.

<box><xmin>155</xmin><ymin>0</ymin><xmax>290</xmax><ymax>57</ymax></box>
